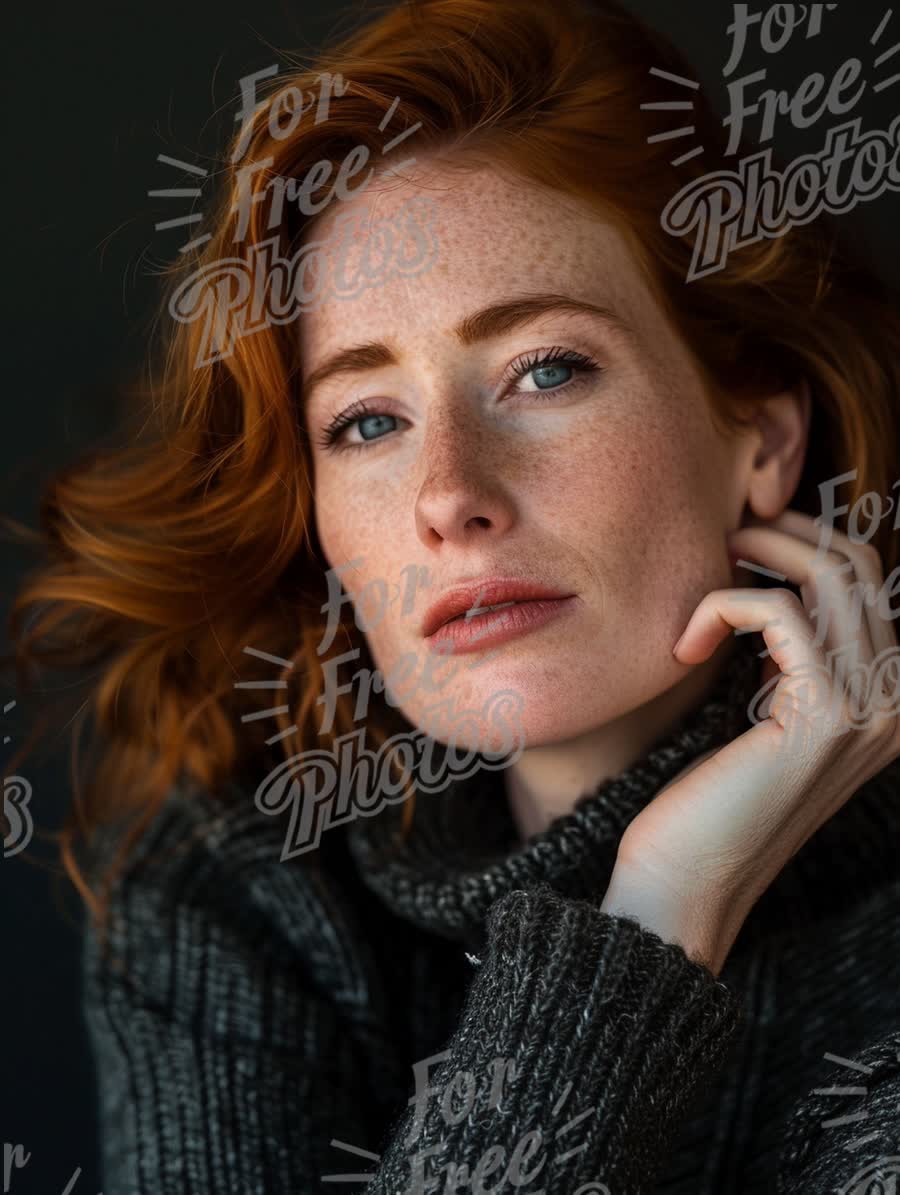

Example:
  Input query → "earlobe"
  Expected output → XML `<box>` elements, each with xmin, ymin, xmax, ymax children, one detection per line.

<box><xmin>745</xmin><ymin>377</ymin><xmax>812</xmax><ymax>521</ymax></box>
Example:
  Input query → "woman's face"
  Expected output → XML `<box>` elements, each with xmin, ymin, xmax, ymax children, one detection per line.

<box><xmin>300</xmin><ymin>162</ymin><xmax>751</xmax><ymax>753</ymax></box>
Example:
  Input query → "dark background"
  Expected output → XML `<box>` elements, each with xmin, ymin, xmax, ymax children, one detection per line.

<box><xmin>2</xmin><ymin>1</ymin><xmax>898</xmax><ymax>1190</ymax></box>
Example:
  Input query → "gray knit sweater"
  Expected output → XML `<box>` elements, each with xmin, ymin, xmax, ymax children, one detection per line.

<box><xmin>81</xmin><ymin>632</ymin><xmax>900</xmax><ymax>1194</ymax></box>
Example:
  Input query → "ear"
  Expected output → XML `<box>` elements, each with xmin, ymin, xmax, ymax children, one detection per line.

<box><xmin>742</xmin><ymin>377</ymin><xmax>812</xmax><ymax>522</ymax></box>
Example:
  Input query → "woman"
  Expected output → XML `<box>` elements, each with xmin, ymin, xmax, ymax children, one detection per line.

<box><xmin>7</xmin><ymin>0</ymin><xmax>900</xmax><ymax>1191</ymax></box>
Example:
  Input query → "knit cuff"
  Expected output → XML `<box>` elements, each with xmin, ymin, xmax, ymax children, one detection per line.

<box><xmin>376</xmin><ymin>883</ymin><xmax>744</xmax><ymax>1195</ymax></box>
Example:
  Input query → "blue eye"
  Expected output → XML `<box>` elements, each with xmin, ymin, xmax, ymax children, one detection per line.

<box><xmin>317</xmin><ymin>399</ymin><xmax>400</xmax><ymax>450</ymax></box>
<box><xmin>519</xmin><ymin>359</ymin><xmax>577</xmax><ymax>391</ymax></box>
<box><xmin>357</xmin><ymin>413</ymin><xmax>397</xmax><ymax>441</ymax></box>
<box><xmin>316</xmin><ymin>346</ymin><xmax>603</xmax><ymax>452</ymax></box>
<box><xmin>506</xmin><ymin>347</ymin><xmax>602</xmax><ymax>395</ymax></box>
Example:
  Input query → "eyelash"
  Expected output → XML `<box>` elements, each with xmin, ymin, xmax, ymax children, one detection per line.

<box><xmin>315</xmin><ymin>346</ymin><xmax>605</xmax><ymax>453</ymax></box>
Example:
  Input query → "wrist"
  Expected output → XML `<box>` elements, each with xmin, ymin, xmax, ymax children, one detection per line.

<box><xmin>599</xmin><ymin>862</ymin><xmax>728</xmax><ymax>976</ymax></box>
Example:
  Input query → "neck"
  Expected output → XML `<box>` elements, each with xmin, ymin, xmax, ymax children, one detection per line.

<box><xmin>504</xmin><ymin>635</ymin><xmax>740</xmax><ymax>842</ymax></box>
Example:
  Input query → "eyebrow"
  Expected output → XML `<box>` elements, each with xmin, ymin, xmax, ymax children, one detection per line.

<box><xmin>300</xmin><ymin>293</ymin><xmax>635</xmax><ymax>406</ymax></box>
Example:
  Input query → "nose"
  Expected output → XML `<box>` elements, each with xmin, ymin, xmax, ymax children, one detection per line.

<box><xmin>414</xmin><ymin>407</ymin><xmax>517</xmax><ymax>549</ymax></box>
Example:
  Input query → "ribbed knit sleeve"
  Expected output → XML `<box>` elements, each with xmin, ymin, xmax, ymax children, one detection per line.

<box><xmin>82</xmin><ymin>824</ymin><xmax>744</xmax><ymax>1194</ymax></box>
<box><xmin>81</xmin><ymin>836</ymin><xmax>384</xmax><ymax>1193</ymax></box>
<box><xmin>368</xmin><ymin>883</ymin><xmax>745</xmax><ymax>1194</ymax></box>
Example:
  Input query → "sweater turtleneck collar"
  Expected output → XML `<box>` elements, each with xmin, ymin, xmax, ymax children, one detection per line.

<box><xmin>345</xmin><ymin>630</ymin><xmax>900</xmax><ymax>958</ymax></box>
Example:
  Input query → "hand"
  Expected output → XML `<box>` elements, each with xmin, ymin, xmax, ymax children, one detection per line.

<box><xmin>600</xmin><ymin>508</ymin><xmax>900</xmax><ymax>976</ymax></box>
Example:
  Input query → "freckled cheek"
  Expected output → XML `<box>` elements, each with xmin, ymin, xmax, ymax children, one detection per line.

<box><xmin>314</xmin><ymin>477</ymin><xmax>389</xmax><ymax>573</ymax></box>
<box><xmin>554</xmin><ymin>424</ymin><xmax>669</xmax><ymax>532</ymax></box>
<box><xmin>619</xmin><ymin>487</ymin><xmax>732</xmax><ymax>611</ymax></box>
<box><xmin>575</xmin><ymin>426</ymin><xmax>729</xmax><ymax>587</ymax></box>
<box><xmin>314</xmin><ymin>479</ymin><xmax>417</xmax><ymax>660</ymax></box>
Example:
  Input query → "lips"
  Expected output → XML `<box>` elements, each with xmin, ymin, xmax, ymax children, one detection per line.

<box><xmin>421</xmin><ymin>579</ymin><xmax>576</xmax><ymax>639</ymax></box>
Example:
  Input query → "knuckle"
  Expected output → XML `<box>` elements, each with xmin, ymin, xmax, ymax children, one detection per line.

<box><xmin>855</xmin><ymin>541</ymin><xmax>884</xmax><ymax>573</ymax></box>
<box><xmin>770</xmin><ymin>586</ymin><xmax>793</xmax><ymax>603</ymax></box>
<box><xmin>808</xmin><ymin>550</ymin><xmax>851</xmax><ymax>586</ymax></box>
<box><xmin>771</xmin><ymin>587</ymin><xmax>803</xmax><ymax>613</ymax></box>
<box><xmin>820</xmin><ymin>548</ymin><xmax>851</xmax><ymax>573</ymax></box>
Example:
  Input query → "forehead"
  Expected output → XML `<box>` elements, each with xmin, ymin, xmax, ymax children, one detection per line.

<box><xmin>298</xmin><ymin>163</ymin><xmax>656</xmax><ymax>358</ymax></box>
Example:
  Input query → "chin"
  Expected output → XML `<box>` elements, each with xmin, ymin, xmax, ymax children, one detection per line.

<box><xmin>400</xmin><ymin>680</ymin><xmax>626</xmax><ymax>757</ymax></box>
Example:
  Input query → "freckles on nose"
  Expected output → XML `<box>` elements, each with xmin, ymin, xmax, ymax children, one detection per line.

<box><xmin>417</xmin><ymin>415</ymin><xmax>484</xmax><ymax>480</ymax></box>
<box><xmin>423</xmin><ymin>405</ymin><xmax>557</xmax><ymax>485</ymax></box>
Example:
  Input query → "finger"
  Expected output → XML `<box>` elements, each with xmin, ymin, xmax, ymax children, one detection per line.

<box><xmin>674</xmin><ymin>586</ymin><xmax>838</xmax><ymax>745</ymax></box>
<box><xmin>763</xmin><ymin>508</ymin><xmax>897</xmax><ymax>659</ymax></box>
<box><xmin>763</xmin><ymin>511</ymin><xmax>900</xmax><ymax>726</ymax></box>
<box><xmin>728</xmin><ymin>522</ymin><xmax>877</xmax><ymax>714</ymax></box>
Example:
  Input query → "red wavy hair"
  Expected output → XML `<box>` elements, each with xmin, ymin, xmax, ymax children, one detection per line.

<box><xmin>5</xmin><ymin>0</ymin><xmax>900</xmax><ymax>943</ymax></box>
